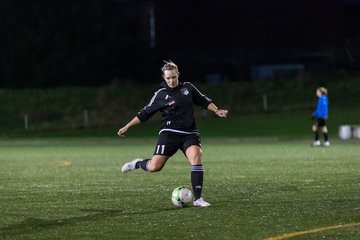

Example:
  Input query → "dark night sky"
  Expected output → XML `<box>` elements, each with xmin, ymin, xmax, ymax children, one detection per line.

<box><xmin>156</xmin><ymin>0</ymin><xmax>345</xmax><ymax>49</ymax></box>
<box><xmin>344</xmin><ymin>0</ymin><xmax>360</xmax><ymax>3</ymax></box>
<box><xmin>1</xmin><ymin>0</ymin><xmax>360</xmax><ymax>87</ymax></box>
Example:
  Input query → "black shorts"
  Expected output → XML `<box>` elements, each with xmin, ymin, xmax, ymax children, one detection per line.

<box><xmin>153</xmin><ymin>131</ymin><xmax>201</xmax><ymax>157</ymax></box>
<box><xmin>314</xmin><ymin>117</ymin><xmax>327</xmax><ymax>127</ymax></box>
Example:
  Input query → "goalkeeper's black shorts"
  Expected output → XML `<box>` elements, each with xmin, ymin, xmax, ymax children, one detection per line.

<box><xmin>314</xmin><ymin>117</ymin><xmax>327</xmax><ymax>127</ymax></box>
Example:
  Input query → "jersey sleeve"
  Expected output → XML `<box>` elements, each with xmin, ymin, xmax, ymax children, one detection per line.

<box><xmin>188</xmin><ymin>83</ymin><xmax>212</xmax><ymax>109</ymax></box>
<box><xmin>137</xmin><ymin>89</ymin><xmax>165</xmax><ymax>122</ymax></box>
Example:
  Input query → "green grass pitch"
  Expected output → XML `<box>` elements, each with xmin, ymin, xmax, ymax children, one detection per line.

<box><xmin>1</xmin><ymin>138</ymin><xmax>360</xmax><ymax>239</ymax></box>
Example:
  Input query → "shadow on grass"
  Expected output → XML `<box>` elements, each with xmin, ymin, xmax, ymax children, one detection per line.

<box><xmin>0</xmin><ymin>207</ymin><xmax>177</xmax><ymax>237</ymax></box>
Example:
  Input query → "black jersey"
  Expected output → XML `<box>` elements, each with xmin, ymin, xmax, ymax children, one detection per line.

<box><xmin>137</xmin><ymin>81</ymin><xmax>212</xmax><ymax>134</ymax></box>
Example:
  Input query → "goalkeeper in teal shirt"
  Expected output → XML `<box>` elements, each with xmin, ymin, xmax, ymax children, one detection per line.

<box><xmin>312</xmin><ymin>87</ymin><xmax>330</xmax><ymax>146</ymax></box>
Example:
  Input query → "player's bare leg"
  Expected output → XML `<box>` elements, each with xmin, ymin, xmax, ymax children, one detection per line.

<box><xmin>186</xmin><ymin>145</ymin><xmax>210</xmax><ymax>207</ymax></box>
<box><xmin>322</xmin><ymin>126</ymin><xmax>330</xmax><ymax>146</ymax></box>
<box><xmin>186</xmin><ymin>145</ymin><xmax>202</xmax><ymax>165</ymax></box>
<box><xmin>146</xmin><ymin>155</ymin><xmax>169</xmax><ymax>172</ymax></box>
<box><xmin>312</xmin><ymin>125</ymin><xmax>318</xmax><ymax>132</ymax></box>
<box><xmin>322</xmin><ymin>126</ymin><xmax>328</xmax><ymax>134</ymax></box>
<box><xmin>121</xmin><ymin>155</ymin><xmax>168</xmax><ymax>173</ymax></box>
<box><xmin>312</xmin><ymin>125</ymin><xmax>320</xmax><ymax>146</ymax></box>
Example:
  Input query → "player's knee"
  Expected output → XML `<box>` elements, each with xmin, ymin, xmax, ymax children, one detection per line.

<box><xmin>191</xmin><ymin>154</ymin><xmax>202</xmax><ymax>165</ymax></box>
<box><xmin>147</xmin><ymin>165</ymin><xmax>157</xmax><ymax>172</ymax></box>
<box><xmin>147</xmin><ymin>162</ymin><xmax>163</xmax><ymax>172</ymax></box>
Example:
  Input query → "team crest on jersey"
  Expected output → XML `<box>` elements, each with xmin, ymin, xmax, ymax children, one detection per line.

<box><xmin>181</xmin><ymin>88</ymin><xmax>189</xmax><ymax>95</ymax></box>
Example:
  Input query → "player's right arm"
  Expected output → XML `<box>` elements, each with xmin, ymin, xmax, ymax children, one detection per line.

<box><xmin>117</xmin><ymin>88</ymin><xmax>165</xmax><ymax>137</ymax></box>
<box><xmin>136</xmin><ymin>88</ymin><xmax>165</xmax><ymax>122</ymax></box>
<box><xmin>117</xmin><ymin>116</ymin><xmax>141</xmax><ymax>137</ymax></box>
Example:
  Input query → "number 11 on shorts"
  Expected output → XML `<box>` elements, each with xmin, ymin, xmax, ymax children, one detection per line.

<box><xmin>156</xmin><ymin>145</ymin><xmax>165</xmax><ymax>154</ymax></box>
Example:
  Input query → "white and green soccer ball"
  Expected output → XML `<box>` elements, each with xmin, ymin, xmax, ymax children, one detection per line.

<box><xmin>171</xmin><ymin>187</ymin><xmax>193</xmax><ymax>207</ymax></box>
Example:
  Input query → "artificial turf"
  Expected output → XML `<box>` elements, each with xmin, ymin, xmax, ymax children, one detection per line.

<box><xmin>1</xmin><ymin>138</ymin><xmax>360</xmax><ymax>239</ymax></box>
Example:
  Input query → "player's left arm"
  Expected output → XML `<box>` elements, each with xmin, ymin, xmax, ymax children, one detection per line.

<box><xmin>188</xmin><ymin>82</ymin><xmax>228</xmax><ymax>118</ymax></box>
<box><xmin>207</xmin><ymin>103</ymin><xmax>228</xmax><ymax>118</ymax></box>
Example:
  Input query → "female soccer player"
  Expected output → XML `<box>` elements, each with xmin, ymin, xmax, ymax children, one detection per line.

<box><xmin>118</xmin><ymin>61</ymin><xmax>228</xmax><ymax>207</ymax></box>
<box><xmin>312</xmin><ymin>87</ymin><xmax>330</xmax><ymax>147</ymax></box>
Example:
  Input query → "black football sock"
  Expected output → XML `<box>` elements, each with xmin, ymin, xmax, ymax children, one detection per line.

<box><xmin>135</xmin><ymin>159</ymin><xmax>150</xmax><ymax>171</ymax></box>
<box><xmin>324</xmin><ymin>133</ymin><xmax>329</xmax><ymax>142</ymax></box>
<box><xmin>314</xmin><ymin>131</ymin><xmax>319</xmax><ymax>141</ymax></box>
<box><xmin>191</xmin><ymin>164</ymin><xmax>204</xmax><ymax>200</ymax></box>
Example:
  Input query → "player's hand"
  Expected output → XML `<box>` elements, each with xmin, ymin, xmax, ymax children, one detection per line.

<box><xmin>117</xmin><ymin>126</ymin><xmax>128</xmax><ymax>137</ymax></box>
<box><xmin>215</xmin><ymin>109</ymin><xmax>228</xmax><ymax>118</ymax></box>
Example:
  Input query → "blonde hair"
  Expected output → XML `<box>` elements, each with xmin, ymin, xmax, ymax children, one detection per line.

<box><xmin>161</xmin><ymin>60</ymin><xmax>179</xmax><ymax>74</ymax></box>
<box><xmin>318</xmin><ymin>87</ymin><xmax>328</xmax><ymax>95</ymax></box>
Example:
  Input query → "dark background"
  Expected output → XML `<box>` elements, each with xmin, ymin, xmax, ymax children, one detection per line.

<box><xmin>1</xmin><ymin>0</ymin><xmax>360</xmax><ymax>88</ymax></box>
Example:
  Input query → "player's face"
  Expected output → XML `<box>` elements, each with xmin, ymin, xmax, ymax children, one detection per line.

<box><xmin>163</xmin><ymin>70</ymin><xmax>179</xmax><ymax>88</ymax></box>
<box><xmin>316</xmin><ymin>89</ymin><xmax>322</xmax><ymax>97</ymax></box>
